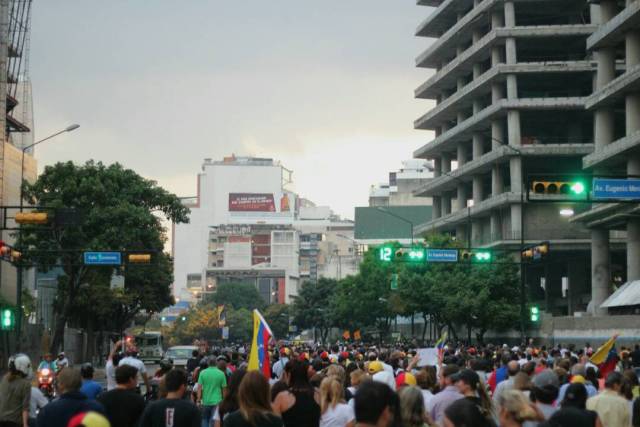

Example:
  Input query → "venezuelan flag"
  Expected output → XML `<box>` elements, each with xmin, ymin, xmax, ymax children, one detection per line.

<box><xmin>590</xmin><ymin>335</ymin><xmax>619</xmax><ymax>379</ymax></box>
<box><xmin>248</xmin><ymin>309</ymin><xmax>274</xmax><ymax>378</ymax></box>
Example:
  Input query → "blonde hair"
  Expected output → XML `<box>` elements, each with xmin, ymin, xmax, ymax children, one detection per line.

<box><xmin>325</xmin><ymin>364</ymin><xmax>345</xmax><ymax>384</ymax></box>
<box><xmin>319</xmin><ymin>377</ymin><xmax>344</xmax><ymax>414</ymax></box>
<box><xmin>498</xmin><ymin>390</ymin><xmax>538</xmax><ymax>423</ymax></box>
<box><xmin>350</xmin><ymin>369</ymin><xmax>368</xmax><ymax>387</ymax></box>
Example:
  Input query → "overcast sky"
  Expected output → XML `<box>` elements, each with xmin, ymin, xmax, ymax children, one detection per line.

<box><xmin>30</xmin><ymin>1</ymin><xmax>434</xmax><ymax>220</ymax></box>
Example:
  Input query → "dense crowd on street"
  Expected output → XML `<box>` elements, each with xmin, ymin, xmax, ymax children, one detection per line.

<box><xmin>2</xmin><ymin>339</ymin><xmax>640</xmax><ymax>427</ymax></box>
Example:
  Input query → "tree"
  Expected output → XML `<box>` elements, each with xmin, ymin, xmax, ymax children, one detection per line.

<box><xmin>263</xmin><ymin>304</ymin><xmax>290</xmax><ymax>340</ymax></box>
<box><xmin>20</xmin><ymin>161</ymin><xmax>189</xmax><ymax>353</ymax></box>
<box><xmin>210</xmin><ymin>282</ymin><xmax>266</xmax><ymax>311</ymax></box>
<box><xmin>290</xmin><ymin>279</ymin><xmax>337</xmax><ymax>343</ymax></box>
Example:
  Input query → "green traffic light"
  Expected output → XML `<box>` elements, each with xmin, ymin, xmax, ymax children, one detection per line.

<box><xmin>570</xmin><ymin>181</ymin><xmax>585</xmax><ymax>195</ymax></box>
<box><xmin>474</xmin><ymin>251</ymin><xmax>491</xmax><ymax>262</ymax></box>
<box><xmin>408</xmin><ymin>248</ymin><xmax>425</xmax><ymax>261</ymax></box>
<box><xmin>1</xmin><ymin>308</ymin><xmax>14</xmax><ymax>331</ymax></box>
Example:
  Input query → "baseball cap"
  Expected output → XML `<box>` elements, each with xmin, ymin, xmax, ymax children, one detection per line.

<box><xmin>450</xmin><ymin>369</ymin><xmax>479</xmax><ymax>388</ymax></box>
<box><xmin>368</xmin><ymin>361</ymin><xmax>384</xmax><ymax>374</ymax></box>
<box><xmin>532</xmin><ymin>369</ymin><xmax>560</xmax><ymax>388</ymax></box>
<box><xmin>571</xmin><ymin>375</ymin><xmax>586</xmax><ymax>384</ymax></box>
<box><xmin>68</xmin><ymin>412</ymin><xmax>110</xmax><ymax>427</ymax></box>
<box><xmin>396</xmin><ymin>371</ymin><xmax>417</xmax><ymax>388</ymax></box>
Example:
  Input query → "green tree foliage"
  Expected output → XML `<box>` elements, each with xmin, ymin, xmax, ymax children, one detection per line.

<box><xmin>211</xmin><ymin>282</ymin><xmax>266</xmax><ymax>311</ymax></box>
<box><xmin>290</xmin><ymin>279</ymin><xmax>338</xmax><ymax>343</ymax></box>
<box><xmin>19</xmin><ymin>161</ymin><xmax>189</xmax><ymax>352</ymax></box>
<box><xmin>263</xmin><ymin>304</ymin><xmax>290</xmax><ymax>340</ymax></box>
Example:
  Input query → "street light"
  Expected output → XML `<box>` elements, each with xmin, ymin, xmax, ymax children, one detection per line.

<box><xmin>559</xmin><ymin>208</ymin><xmax>575</xmax><ymax>217</ymax></box>
<box><xmin>375</xmin><ymin>207</ymin><xmax>414</xmax><ymax>244</ymax></box>
<box><xmin>20</xmin><ymin>124</ymin><xmax>80</xmax><ymax>209</ymax></box>
<box><xmin>15</xmin><ymin>124</ymin><xmax>80</xmax><ymax>348</ymax></box>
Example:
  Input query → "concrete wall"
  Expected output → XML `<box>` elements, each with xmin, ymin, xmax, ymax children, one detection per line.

<box><xmin>537</xmin><ymin>315</ymin><xmax>640</xmax><ymax>347</ymax></box>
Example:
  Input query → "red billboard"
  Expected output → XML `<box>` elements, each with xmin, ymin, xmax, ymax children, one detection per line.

<box><xmin>228</xmin><ymin>193</ymin><xmax>276</xmax><ymax>212</ymax></box>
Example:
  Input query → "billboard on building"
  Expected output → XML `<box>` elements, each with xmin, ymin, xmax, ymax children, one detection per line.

<box><xmin>229</xmin><ymin>193</ymin><xmax>277</xmax><ymax>212</ymax></box>
<box><xmin>227</xmin><ymin>192</ymin><xmax>296</xmax><ymax>221</ymax></box>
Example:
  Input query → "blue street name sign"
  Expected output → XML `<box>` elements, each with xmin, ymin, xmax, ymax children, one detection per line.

<box><xmin>592</xmin><ymin>178</ymin><xmax>640</xmax><ymax>200</ymax></box>
<box><xmin>426</xmin><ymin>249</ymin><xmax>458</xmax><ymax>263</ymax></box>
<box><xmin>83</xmin><ymin>251</ymin><xmax>122</xmax><ymax>265</ymax></box>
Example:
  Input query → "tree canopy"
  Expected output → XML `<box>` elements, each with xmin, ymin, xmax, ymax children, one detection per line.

<box><xmin>20</xmin><ymin>161</ymin><xmax>189</xmax><ymax>352</ymax></box>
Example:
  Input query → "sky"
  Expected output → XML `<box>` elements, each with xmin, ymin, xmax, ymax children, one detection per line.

<box><xmin>30</xmin><ymin>1</ymin><xmax>435</xmax><ymax>220</ymax></box>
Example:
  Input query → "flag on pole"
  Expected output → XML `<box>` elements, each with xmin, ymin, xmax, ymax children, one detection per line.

<box><xmin>342</xmin><ymin>330</ymin><xmax>350</xmax><ymax>340</ymax></box>
<box><xmin>590</xmin><ymin>334</ymin><xmax>619</xmax><ymax>379</ymax></box>
<box><xmin>217</xmin><ymin>305</ymin><xmax>226</xmax><ymax>327</ymax></box>
<box><xmin>353</xmin><ymin>330</ymin><xmax>361</xmax><ymax>341</ymax></box>
<box><xmin>248</xmin><ymin>309</ymin><xmax>273</xmax><ymax>378</ymax></box>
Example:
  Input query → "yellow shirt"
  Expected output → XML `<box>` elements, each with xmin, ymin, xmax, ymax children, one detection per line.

<box><xmin>586</xmin><ymin>390</ymin><xmax>630</xmax><ymax>427</ymax></box>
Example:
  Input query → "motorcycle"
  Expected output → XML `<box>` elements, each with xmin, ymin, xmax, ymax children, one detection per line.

<box><xmin>37</xmin><ymin>368</ymin><xmax>55</xmax><ymax>398</ymax></box>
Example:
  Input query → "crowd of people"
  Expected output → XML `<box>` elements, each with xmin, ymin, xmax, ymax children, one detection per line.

<box><xmin>2</xmin><ymin>340</ymin><xmax>640</xmax><ymax>427</ymax></box>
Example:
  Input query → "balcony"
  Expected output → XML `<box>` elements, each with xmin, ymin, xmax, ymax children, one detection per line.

<box><xmin>587</xmin><ymin>1</ymin><xmax>640</xmax><ymax>51</ymax></box>
<box><xmin>414</xmin><ymin>97</ymin><xmax>587</xmax><ymax>157</ymax></box>
<box><xmin>415</xmin><ymin>191</ymin><xmax>521</xmax><ymax>234</ymax></box>
<box><xmin>415</xmin><ymin>62</ymin><xmax>592</xmax><ymax>129</ymax></box>
<box><xmin>413</xmin><ymin>142</ymin><xmax>594</xmax><ymax>196</ymax></box>
<box><xmin>417</xmin><ymin>0</ymin><xmax>484</xmax><ymax>38</ymax></box>
<box><xmin>583</xmin><ymin>131</ymin><xmax>640</xmax><ymax>170</ymax></box>
<box><xmin>585</xmin><ymin>64</ymin><xmax>640</xmax><ymax>110</ymax></box>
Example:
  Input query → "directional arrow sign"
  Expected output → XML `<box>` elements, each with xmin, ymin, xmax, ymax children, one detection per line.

<box><xmin>83</xmin><ymin>251</ymin><xmax>122</xmax><ymax>265</ymax></box>
<box><xmin>592</xmin><ymin>178</ymin><xmax>640</xmax><ymax>200</ymax></box>
<box><xmin>426</xmin><ymin>249</ymin><xmax>458</xmax><ymax>263</ymax></box>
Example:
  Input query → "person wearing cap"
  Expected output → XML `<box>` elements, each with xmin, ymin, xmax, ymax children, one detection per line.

<box><xmin>524</xmin><ymin>369</ymin><xmax>559</xmax><ymax>426</ymax></box>
<box><xmin>586</xmin><ymin>372</ymin><xmax>630</xmax><ymax>427</ymax></box>
<box><xmin>452</xmin><ymin>368</ymin><xmax>495</xmax><ymax>422</ymax></box>
<box><xmin>273</xmin><ymin>348</ymin><xmax>290</xmax><ymax>380</ymax></box>
<box><xmin>556</xmin><ymin>364</ymin><xmax>597</xmax><ymax>404</ymax></box>
<box><xmin>367</xmin><ymin>361</ymin><xmax>396</xmax><ymax>391</ymax></box>
<box><xmin>395</xmin><ymin>371</ymin><xmax>417</xmax><ymax>390</ymax></box>
<box><xmin>430</xmin><ymin>364</ymin><xmax>464</xmax><ymax>425</ymax></box>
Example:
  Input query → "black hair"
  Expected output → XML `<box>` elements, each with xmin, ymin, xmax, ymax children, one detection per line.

<box><xmin>219</xmin><ymin>368</ymin><xmax>247</xmax><ymax>420</ymax></box>
<box><xmin>531</xmin><ymin>385</ymin><xmax>559</xmax><ymax>404</ymax></box>
<box><xmin>115</xmin><ymin>364</ymin><xmax>138</xmax><ymax>385</ymax></box>
<box><xmin>606</xmin><ymin>371</ymin><xmax>623</xmax><ymax>389</ymax></box>
<box><xmin>444</xmin><ymin>398</ymin><xmax>493</xmax><ymax>427</ymax></box>
<box><xmin>561</xmin><ymin>383</ymin><xmax>588</xmax><ymax>409</ymax></box>
<box><xmin>355</xmin><ymin>381</ymin><xmax>398</xmax><ymax>424</ymax></box>
<box><xmin>192</xmin><ymin>350</ymin><xmax>199</xmax><ymax>357</ymax></box>
<box><xmin>165</xmin><ymin>368</ymin><xmax>188</xmax><ymax>392</ymax></box>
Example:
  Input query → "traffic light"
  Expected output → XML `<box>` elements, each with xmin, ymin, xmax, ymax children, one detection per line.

<box><xmin>1</xmin><ymin>307</ymin><xmax>15</xmax><ymax>331</ymax></box>
<box><xmin>127</xmin><ymin>253</ymin><xmax>152</xmax><ymax>264</ymax></box>
<box><xmin>522</xmin><ymin>242</ymin><xmax>550</xmax><ymax>261</ymax></box>
<box><xmin>377</xmin><ymin>245</ymin><xmax>394</xmax><ymax>263</ymax></box>
<box><xmin>395</xmin><ymin>247</ymin><xmax>426</xmax><ymax>263</ymax></box>
<box><xmin>530</xmin><ymin>305</ymin><xmax>540</xmax><ymax>322</ymax></box>
<box><xmin>531</xmin><ymin>180</ymin><xmax>586</xmax><ymax>196</ymax></box>
<box><xmin>460</xmin><ymin>250</ymin><xmax>492</xmax><ymax>263</ymax></box>
<box><xmin>14</xmin><ymin>211</ymin><xmax>49</xmax><ymax>225</ymax></box>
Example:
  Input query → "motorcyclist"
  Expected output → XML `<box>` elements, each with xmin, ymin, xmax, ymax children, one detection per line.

<box><xmin>54</xmin><ymin>352</ymin><xmax>69</xmax><ymax>371</ymax></box>
<box><xmin>0</xmin><ymin>353</ymin><xmax>33</xmax><ymax>427</ymax></box>
<box><xmin>37</xmin><ymin>354</ymin><xmax>56</xmax><ymax>373</ymax></box>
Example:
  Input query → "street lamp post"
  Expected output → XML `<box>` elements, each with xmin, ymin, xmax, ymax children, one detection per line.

<box><xmin>15</xmin><ymin>124</ymin><xmax>80</xmax><ymax>345</ymax></box>
<box><xmin>375</xmin><ymin>207</ymin><xmax>414</xmax><ymax>244</ymax></box>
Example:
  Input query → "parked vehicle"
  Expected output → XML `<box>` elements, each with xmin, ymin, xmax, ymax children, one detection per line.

<box><xmin>163</xmin><ymin>345</ymin><xmax>198</xmax><ymax>369</ymax></box>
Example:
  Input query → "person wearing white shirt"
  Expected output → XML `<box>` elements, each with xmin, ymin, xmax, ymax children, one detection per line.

<box><xmin>29</xmin><ymin>382</ymin><xmax>48</xmax><ymax>426</ymax></box>
<box><xmin>319</xmin><ymin>377</ymin><xmax>355</xmax><ymax>427</ymax></box>
<box><xmin>119</xmin><ymin>350</ymin><xmax>150</xmax><ymax>393</ymax></box>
